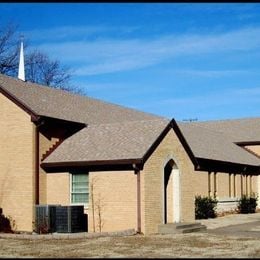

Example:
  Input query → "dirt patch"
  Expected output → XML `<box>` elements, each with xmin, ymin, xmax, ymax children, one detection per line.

<box><xmin>0</xmin><ymin>232</ymin><xmax>259</xmax><ymax>258</ymax></box>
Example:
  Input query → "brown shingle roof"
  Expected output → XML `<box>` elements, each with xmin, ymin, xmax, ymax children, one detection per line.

<box><xmin>42</xmin><ymin>118</ymin><xmax>170</xmax><ymax>164</ymax></box>
<box><xmin>190</xmin><ymin>118</ymin><xmax>260</xmax><ymax>143</ymax></box>
<box><xmin>0</xmin><ymin>73</ymin><xmax>259</xmax><ymax>169</ymax></box>
<box><xmin>178</xmin><ymin>122</ymin><xmax>260</xmax><ymax>166</ymax></box>
<box><xmin>0</xmin><ymin>73</ymin><xmax>163</xmax><ymax>125</ymax></box>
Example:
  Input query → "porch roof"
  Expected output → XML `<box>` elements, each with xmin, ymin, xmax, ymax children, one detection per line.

<box><xmin>188</xmin><ymin>118</ymin><xmax>260</xmax><ymax>144</ymax></box>
<box><xmin>178</xmin><ymin>122</ymin><xmax>260</xmax><ymax>167</ymax></box>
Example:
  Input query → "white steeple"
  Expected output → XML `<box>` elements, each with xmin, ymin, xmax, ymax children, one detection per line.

<box><xmin>18</xmin><ymin>36</ymin><xmax>25</xmax><ymax>81</ymax></box>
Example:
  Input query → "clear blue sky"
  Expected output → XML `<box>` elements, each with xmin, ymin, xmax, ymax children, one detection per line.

<box><xmin>1</xmin><ymin>3</ymin><xmax>260</xmax><ymax>121</ymax></box>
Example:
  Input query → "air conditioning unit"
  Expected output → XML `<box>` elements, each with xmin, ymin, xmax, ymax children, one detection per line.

<box><xmin>35</xmin><ymin>205</ymin><xmax>87</xmax><ymax>233</ymax></box>
<box><xmin>35</xmin><ymin>204</ymin><xmax>60</xmax><ymax>234</ymax></box>
<box><xmin>55</xmin><ymin>205</ymin><xmax>86</xmax><ymax>233</ymax></box>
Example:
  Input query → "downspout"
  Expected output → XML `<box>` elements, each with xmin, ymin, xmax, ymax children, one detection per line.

<box><xmin>35</xmin><ymin>123</ymin><xmax>40</xmax><ymax>205</ymax></box>
<box><xmin>33</xmin><ymin>117</ymin><xmax>44</xmax><ymax>205</ymax></box>
<box><xmin>133</xmin><ymin>164</ymin><xmax>141</xmax><ymax>234</ymax></box>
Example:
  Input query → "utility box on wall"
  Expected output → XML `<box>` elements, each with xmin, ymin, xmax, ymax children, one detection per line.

<box><xmin>35</xmin><ymin>205</ymin><xmax>87</xmax><ymax>234</ymax></box>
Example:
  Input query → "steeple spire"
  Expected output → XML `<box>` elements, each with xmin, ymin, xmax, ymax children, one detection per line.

<box><xmin>18</xmin><ymin>35</ymin><xmax>25</xmax><ymax>81</ymax></box>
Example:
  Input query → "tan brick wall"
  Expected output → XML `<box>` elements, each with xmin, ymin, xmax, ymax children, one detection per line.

<box><xmin>193</xmin><ymin>171</ymin><xmax>209</xmax><ymax>197</ymax></box>
<box><xmin>0</xmin><ymin>93</ymin><xmax>35</xmax><ymax>232</ymax></box>
<box><xmin>142</xmin><ymin>129</ymin><xmax>196</xmax><ymax>234</ymax></box>
<box><xmin>39</xmin><ymin>133</ymin><xmax>59</xmax><ymax>204</ymax></box>
<box><xmin>250</xmin><ymin>175</ymin><xmax>258</xmax><ymax>196</ymax></box>
<box><xmin>88</xmin><ymin>171</ymin><xmax>137</xmax><ymax>233</ymax></box>
<box><xmin>217</xmin><ymin>172</ymin><xmax>230</xmax><ymax>198</ymax></box>
<box><xmin>46</xmin><ymin>173</ymin><xmax>70</xmax><ymax>205</ymax></box>
<box><xmin>244</xmin><ymin>145</ymin><xmax>260</xmax><ymax>203</ymax></box>
<box><xmin>46</xmin><ymin>170</ymin><xmax>137</xmax><ymax>233</ymax></box>
<box><xmin>245</xmin><ymin>145</ymin><xmax>260</xmax><ymax>156</ymax></box>
<box><xmin>237</xmin><ymin>174</ymin><xmax>243</xmax><ymax>197</ymax></box>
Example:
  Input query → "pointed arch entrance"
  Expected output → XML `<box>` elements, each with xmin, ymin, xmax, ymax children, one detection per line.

<box><xmin>163</xmin><ymin>159</ymin><xmax>181</xmax><ymax>224</ymax></box>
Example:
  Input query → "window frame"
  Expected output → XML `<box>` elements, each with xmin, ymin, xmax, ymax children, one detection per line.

<box><xmin>69</xmin><ymin>171</ymin><xmax>89</xmax><ymax>208</ymax></box>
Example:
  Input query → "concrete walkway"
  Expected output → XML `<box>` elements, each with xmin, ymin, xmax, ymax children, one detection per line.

<box><xmin>195</xmin><ymin>212</ymin><xmax>260</xmax><ymax>230</ymax></box>
<box><xmin>196</xmin><ymin>212</ymin><xmax>260</xmax><ymax>238</ymax></box>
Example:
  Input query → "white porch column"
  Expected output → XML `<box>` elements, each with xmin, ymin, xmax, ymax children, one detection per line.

<box><xmin>172</xmin><ymin>169</ymin><xmax>180</xmax><ymax>223</ymax></box>
<box><xmin>257</xmin><ymin>175</ymin><xmax>260</xmax><ymax>208</ymax></box>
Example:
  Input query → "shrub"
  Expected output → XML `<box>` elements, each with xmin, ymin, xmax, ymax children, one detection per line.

<box><xmin>195</xmin><ymin>195</ymin><xmax>218</xmax><ymax>219</ymax></box>
<box><xmin>37</xmin><ymin>217</ymin><xmax>49</xmax><ymax>234</ymax></box>
<box><xmin>237</xmin><ymin>194</ymin><xmax>258</xmax><ymax>214</ymax></box>
<box><xmin>0</xmin><ymin>208</ymin><xmax>15</xmax><ymax>233</ymax></box>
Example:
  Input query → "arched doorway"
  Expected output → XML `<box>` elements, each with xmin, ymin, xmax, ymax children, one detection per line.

<box><xmin>164</xmin><ymin>159</ymin><xmax>180</xmax><ymax>223</ymax></box>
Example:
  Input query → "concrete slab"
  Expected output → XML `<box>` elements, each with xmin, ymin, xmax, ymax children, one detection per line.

<box><xmin>195</xmin><ymin>212</ymin><xmax>260</xmax><ymax>230</ymax></box>
<box><xmin>195</xmin><ymin>212</ymin><xmax>260</xmax><ymax>238</ymax></box>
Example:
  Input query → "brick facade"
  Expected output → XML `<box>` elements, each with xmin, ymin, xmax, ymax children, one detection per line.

<box><xmin>0</xmin><ymin>93</ymin><xmax>35</xmax><ymax>232</ymax></box>
<box><xmin>88</xmin><ymin>171</ymin><xmax>137</xmax><ymax>233</ymax></box>
<box><xmin>0</xmin><ymin>91</ymin><xmax>259</xmax><ymax>234</ymax></box>
<box><xmin>142</xmin><ymin>129</ymin><xmax>196</xmax><ymax>234</ymax></box>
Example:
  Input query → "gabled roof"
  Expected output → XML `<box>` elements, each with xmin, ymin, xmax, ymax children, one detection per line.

<box><xmin>42</xmin><ymin>118</ymin><xmax>171</xmax><ymax>171</ymax></box>
<box><xmin>0</xmin><ymin>73</ymin><xmax>259</xmax><ymax>173</ymax></box>
<box><xmin>0</xmin><ymin>73</ymin><xmax>162</xmax><ymax>125</ymax></box>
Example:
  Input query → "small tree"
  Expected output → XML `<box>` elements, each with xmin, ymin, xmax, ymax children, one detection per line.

<box><xmin>89</xmin><ymin>177</ymin><xmax>105</xmax><ymax>232</ymax></box>
<box><xmin>90</xmin><ymin>178</ymin><xmax>96</xmax><ymax>233</ymax></box>
<box><xmin>95</xmin><ymin>193</ymin><xmax>105</xmax><ymax>232</ymax></box>
<box><xmin>0</xmin><ymin>23</ymin><xmax>20</xmax><ymax>76</ymax></box>
<box><xmin>25</xmin><ymin>50</ymin><xmax>72</xmax><ymax>91</ymax></box>
<box><xmin>0</xmin><ymin>22</ymin><xmax>82</xmax><ymax>94</ymax></box>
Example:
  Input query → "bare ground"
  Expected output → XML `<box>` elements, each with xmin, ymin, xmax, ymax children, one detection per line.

<box><xmin>0</xmin><ymin>232</ymin><xmax>260</xmax><ymax>258</ymax></box>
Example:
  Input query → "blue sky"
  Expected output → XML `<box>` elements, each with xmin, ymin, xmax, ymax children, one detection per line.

<box><xmin>1</xmin><ymin>3</ymin><xmax>260</xmax><ymax>121</ymax></box>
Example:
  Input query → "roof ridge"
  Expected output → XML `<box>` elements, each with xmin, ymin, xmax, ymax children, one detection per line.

<box><xmin>89</xmin><ymin>117</ymin><xmax>170</xmax><ymax>127</ymax></box>
<box><xmin>193</xmin><ymin>117</ymin><xmax>260</xmax><ymax>123</ymax></box>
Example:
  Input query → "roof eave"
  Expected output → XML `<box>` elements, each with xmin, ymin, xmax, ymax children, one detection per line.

<box><xmin>0</xmin><ymin>82</ymin><xmax>39</xmax><ymax>122</ymax></box>
<box><xmin>0</xmin><ymin>83</ymin><xmax>87</xmax><ymax>127</ymax></box>
<box><xmin>41</xmin><ymin>158</ymin><xmax>143</xmax><ymax>173</ymax></box>
<box><xmin>236</xmin><ymin>141</ymin><xmax>260</xmax><ymax>146</ymax></box>
<box><xmin>196</xmin><ymin>157</ymin><xmax>260</xmax><ymax>175</ymax></box>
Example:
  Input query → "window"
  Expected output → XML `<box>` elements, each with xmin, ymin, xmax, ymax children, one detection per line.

<box><xmin>70</xmin><ymin>172</ymin><xmax>89</xmax><ymax>206</ymax></box>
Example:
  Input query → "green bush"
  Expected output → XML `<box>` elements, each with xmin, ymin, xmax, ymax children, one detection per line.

<box><xmin>238</xmin><ymin>194</ymin><xmax>258</xmax><ymax>214</ymax></box>
<box><xmin>195</xmin><ymin>195</ymin><xmax>218</xmax><ymax>219</ymax></box>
